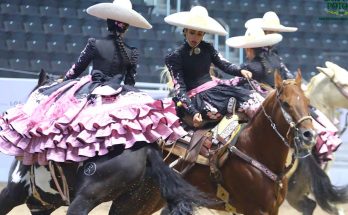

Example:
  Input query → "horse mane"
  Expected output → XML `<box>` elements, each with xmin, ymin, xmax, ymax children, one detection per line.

<box><xmin>160</xmin><ymin>66</ymin><xmax>173</xmax><ymax>91</ymax></box>
<box><xmin>29</xmin><ymin>69</ymin><xmax>59</xmax><ymax>95</ymax></box>
<box><xmin>305</xmin><ymin>73</ymin><xmax>324</xmax><ymax>93</ymax></box>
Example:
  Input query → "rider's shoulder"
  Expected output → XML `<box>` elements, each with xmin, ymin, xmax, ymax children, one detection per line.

<box><xmin>165</xmin><ymin>45</ymin><xmax>183</xmax><ymax>61</ymax></box>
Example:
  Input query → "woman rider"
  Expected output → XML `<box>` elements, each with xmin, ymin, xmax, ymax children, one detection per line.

<box><xmin>227</xmin><ymin>17</ymin><xmax>342</xmax><ymax>163</ymax></box>
<box><xmin>164</xmin><ymin>6</ymin><xmax>263</xmax><ymax>128</ymax></box>
<box><xmin>0</xmin><ymin>0</ymin><xmax>186</xmax><ymax>165</ymax></box>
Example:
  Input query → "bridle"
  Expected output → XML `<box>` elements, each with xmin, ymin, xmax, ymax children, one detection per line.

<box><xmin>270</xmin><ymin>82</ymin><xmax>313</xmax><ymax>155</ymax></box>
<box><xmin>227</xmin><ymin>79</ymin><xmax>314</xmax><ymax>182</ymax></box>
<box><xmin>249</xmin><ymin>79</ymin><xmax>313</xmax><ymax>154</ymax></box>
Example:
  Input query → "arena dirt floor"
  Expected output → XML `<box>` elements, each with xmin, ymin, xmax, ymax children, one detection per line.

<box><xmin>1</xmin><ymin>183</ymin><xmax>347</xmax><ymax>214</ymax></box>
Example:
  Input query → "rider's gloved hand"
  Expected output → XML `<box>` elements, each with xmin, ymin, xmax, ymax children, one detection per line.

<box><xmin>193</xmin><ymin>112</ymin><xmax>203</xmax><ymax>128</ymax></box>
<box><xmin>241</xmin><ymin>69</ymin><xmax>253</xmax><ymax>79</ymax></box>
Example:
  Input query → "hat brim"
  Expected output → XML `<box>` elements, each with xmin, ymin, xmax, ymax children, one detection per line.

<box><xmin>87</xmin><ymin>3</ymin><xmax>152</xmax><ymax>29</ymax></box>
<box><xmin>226</xmin><ymin>34</ymin><xmax>283</xmax><ymax>48</ymax></box>
<box><xmin>245</xmin><ymin>18</ymin><xmax>297</xmax><ymax>32</ymax></box>
<box><xmin>164</xmin><ymin>11</ymin><xmax>227</xmax><ymax>36</ymax></box>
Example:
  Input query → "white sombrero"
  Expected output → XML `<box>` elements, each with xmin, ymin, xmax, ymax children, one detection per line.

<box><xmin>87</xmin><ymin>0</ymin><xmax>152</xmax><ymax>29</ymax></box>
<box><xmin>245</xmin><ymin>11</ymin><xmax>297</xmax><ymax>32</ymax></box>
<box><xmin>226</xmin><ymin>27</ymin><xmax>282</xmax><ymax>48</ymax></box>
<box><xmin>164</xmin><ymin>6</ymin><xmax>227</xmax><ymax>36</ymax></box>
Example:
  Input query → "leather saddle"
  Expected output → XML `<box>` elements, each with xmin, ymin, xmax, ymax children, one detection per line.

<box><xmin>160</xmin><ymin>112</ymin><xmax>247</xmax><ymax>175</ymax></box>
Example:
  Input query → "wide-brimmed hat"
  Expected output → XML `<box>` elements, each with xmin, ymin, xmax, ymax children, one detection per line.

<box><xmin>226</xmin><ymin>27</ymin><xmax>282</xmax><ymax>48</ymax></box>
<box><xmin>245</xmin><ymin>11</ymin><xmax>297</xmax><ymax>32</ymax></box>
<box><xmin>164</xmin><ymin>6</ymin><xmax>227</xmax><ymax>36</ymax></box>
<box><xmin>87</xmin><ymin>0</ymin><xmax>152</xmax><ymax>29</ymax></box>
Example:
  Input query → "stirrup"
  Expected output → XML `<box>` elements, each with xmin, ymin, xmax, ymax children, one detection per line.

<box><xmin>227</xmin><ymin>97</ymin><xmax>236</xmax><ymax>114</ymax></box>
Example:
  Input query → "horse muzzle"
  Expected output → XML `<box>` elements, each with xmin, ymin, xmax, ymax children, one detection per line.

<box><xmin>298</xmin><ymin>128</ymin><xmax>317</xmax><ymax>150</ymax></box>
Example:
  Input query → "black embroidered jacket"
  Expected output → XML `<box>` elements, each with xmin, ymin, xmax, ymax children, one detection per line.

<box><xmin>65</xmin><ymin>35</ymin><xmax>139</xmax><ymax>86</ymax></box>
<box><xmin>165</xmin><ymin>41</ymin><xmax>242</xmax><ymax>116</ymax></box>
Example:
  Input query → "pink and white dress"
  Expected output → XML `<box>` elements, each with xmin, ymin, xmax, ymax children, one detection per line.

<box><xmin>0</xmin><ymin>76</ymin><xmax>186</xmax><ymax>165</ymax></box>
<box><xmin>0</xmin><ymin>36</ymin><xmax>186</xmax><ymax>165</ymax></box>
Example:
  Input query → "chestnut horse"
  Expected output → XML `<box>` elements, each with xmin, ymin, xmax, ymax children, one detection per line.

<box><xmin>109</xmin><ymin>71</ymin><xmax>317</xmax><ymax>215</ymax></box>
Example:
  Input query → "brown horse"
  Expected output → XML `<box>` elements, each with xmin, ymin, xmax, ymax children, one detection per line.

<box><xmin>108</xmin><ymin>71</ymin><xmax>317</xmax><ymax>215</ymax></box>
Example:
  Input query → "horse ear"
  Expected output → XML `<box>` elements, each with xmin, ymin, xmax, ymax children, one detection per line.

<box><xmin>325</xmin><ymin>61</ymin><xmax>345</xmax><ymax>72</ymax></box>
<box><xmin>274</xmin><ymin>70</ymin><xmax>283</xmax><ymax>89</ymax></box>
<box><xmin>295</xmin><ymin>68</ymin><xmax>302</xmax><ymax>86</ymax></box>
<box><xmin>316</xmin><ymin>66</ymin><xmax>334</xmax><ymax>79</ymax></box>
<box><xmin>38</xmin><ymin>69</ymin><xmax>48</xmax><ymax>86</ymax></box>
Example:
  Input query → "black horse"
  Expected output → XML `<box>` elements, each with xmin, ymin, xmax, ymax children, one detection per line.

<box><xmin>0</xmin><ymin>71</ymin><xmax>210</xmax><ymax>215</ymax></box>
<box><xmin>287</xmin><ymin>154</ymin><xmax>348</xmax><ymax>215</ymax></box>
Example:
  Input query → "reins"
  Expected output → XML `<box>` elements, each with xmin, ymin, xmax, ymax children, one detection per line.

<box><xmin>230</xmin><ymin>78</ymin><xmax>313</xmax><ymax>181</ymax></box>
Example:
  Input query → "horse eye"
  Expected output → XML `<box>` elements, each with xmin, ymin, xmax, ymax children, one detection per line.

<box><xmin>282</xmin><ymin>101</ymin><xmax>290</xmax><ymax>108</ymax></box>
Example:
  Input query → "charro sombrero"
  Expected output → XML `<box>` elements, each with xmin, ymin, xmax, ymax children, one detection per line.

<box><xmin>245</xmin><ymin>11</ymin><xmax>297</xmax><ymax>32</ymax></box>
<box><xmin>164</xmin><ymin>6</ymin><xmax>227</xmax><ymax>36</ymax></box>
<box><xmin>226</xmin><ymin>27</ymin><xmax>282</xmax><ymax>48</ymax></box>
<box><xmin>87</xmin><ymin>0</ymin><xmax>152</xmax><ymax>29</ymax></box>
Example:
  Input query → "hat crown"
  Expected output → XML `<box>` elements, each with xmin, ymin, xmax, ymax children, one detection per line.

<box><xmin>245</xmin><ymin>27</ymin><xmax>266</xmax><ymax>41</ymax></box>
<box><xmin>263</xmin><ymin>11</ymin><xmax>281</xmax><ymax>26</ymax></box>
<box><xmin>164</xmin><ymin>5</ymin><xmax>227</xmax><ymax>35</ymax></box>
<box><xmin>190</xmin><ymin>6</ymin><xmax>209</xmax><ymax>17</ymax></box>
<box><xmin>113</xmin><ymin>0</ymin><xmax>132</xmax><ymax>9</ymax></box>
<box><xmin>185</xmin><ymin>6</ymin><xmax>210</xmax><ymax>29</ymax></box>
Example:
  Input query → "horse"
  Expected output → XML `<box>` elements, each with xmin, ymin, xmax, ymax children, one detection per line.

<box><xmin>304</xmin><ymin>61</ymin><xmax>348</xmax><ymax>127</ymax></box>
<box><xmin>286</xmin><ymin>62</ymin><xmax>348</xmax><ymax>215</ymax></box>
<box><xmin>0</xmin><ymin>70</ymin><xmax>210</xmax><ymax>215</ymax></box>
<box><xmin>108</xmin><ymin>71</ymin><xmax>317</xmax><ymax>215</ymax></box>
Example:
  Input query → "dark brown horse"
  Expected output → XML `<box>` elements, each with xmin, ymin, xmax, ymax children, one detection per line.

<box><xmin>109</xmin><ymin>71</ymin><xmax>317</xmax><ymax>215</ymax></box>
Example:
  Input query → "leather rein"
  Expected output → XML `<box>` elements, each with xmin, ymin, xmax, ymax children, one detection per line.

<box><xmin>229</xmin><ymin>79</ymin><xmax>312</xmax><ymax>182</ymax></box>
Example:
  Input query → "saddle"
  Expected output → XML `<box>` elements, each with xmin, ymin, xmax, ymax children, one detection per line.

<box><xmin>160</xmin><ymin>112</ymin><xmax>246</xmax><ymax>177</ymax></box>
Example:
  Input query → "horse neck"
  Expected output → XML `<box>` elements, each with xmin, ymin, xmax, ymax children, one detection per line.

<box><xmin>238</xmin><ymin>94</ymin><xmax>290</xmax><ymax>174</ymax></box>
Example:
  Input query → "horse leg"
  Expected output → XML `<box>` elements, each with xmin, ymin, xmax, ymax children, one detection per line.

<box><xmin>66</xmin><ymin>195</ymin><xmax>99</xmax><ymax>215</ymax></box>
<box><xmin>0</xmin><ymin>185</ymin><xmax>28</xmax><ymax>215</ymax></box>
<box><xmin>287</xmin><ymin>194</ymin><xmax>316</xmax><ymax>215</ymax></box>
<box><xmin>68</xmin><ymin>145</ymin><xmax>153</xmax><ymax>215</ymax></box>
<box><xmin>0</xmin><ymin>160</ymin><xmax>31</xmax><ymax>215</ymax></box>
<box><xmin>25</xmin><ymin>197</ymin><xmax>58</xmax><ymax>215</ymax></box>
<box><xmin>28</xmin><ymin>208</ymin><xmax>56</xmax><ymax>215</ymax></box>
<box><xmin>108</xmin><ymin>200</ymin><xmax>155</xmax><ymax>215</ymax></box>
<box><xmin>108</xmin><ymin>180</ymin><xmax>162</xmax><ymax>215</ymax></box>
<box><xmin>159</xmin><ymin>207</ymin><xmax>170</xmax><ymax>215</ymax></box>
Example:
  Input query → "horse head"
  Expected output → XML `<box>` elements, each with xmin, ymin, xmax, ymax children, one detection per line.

<box><xmin>317</xmin><ymin>61</ymin><xmax>348</xmax><ymax>102</ymax></box>
<box><xmin>305</xmin><ymin>62</ymin><xmax>348</xmax><ymax>122</ymax></box>
<box><xmin>272</xmin><ymin>70</ymin><xmax>316</xmax><ymax>155</ymax></box>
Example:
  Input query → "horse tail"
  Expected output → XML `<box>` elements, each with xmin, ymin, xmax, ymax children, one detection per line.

<box><xmin>146</xmin><ymin>145</ymin><xmax>213</xmax><ymax>215</ymax></box>
<box><xmin>305</xmin><ymin>155</ymin><xmax>348</xmax><ymax>213</ymax></box>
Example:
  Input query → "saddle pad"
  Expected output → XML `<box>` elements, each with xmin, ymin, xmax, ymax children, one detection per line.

<box><xmin>212</xmin><ymin>115</ymin><xmax>241</xmax><ymax>145</ymax></box>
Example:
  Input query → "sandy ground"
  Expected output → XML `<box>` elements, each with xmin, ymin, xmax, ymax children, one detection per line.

<box><xmin>1</xmin><ymin>183</ymin><xmax>347</xmax><ymax>214</ymax></box>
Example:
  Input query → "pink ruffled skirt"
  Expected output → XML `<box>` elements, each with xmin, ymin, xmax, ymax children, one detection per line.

<box><xmin>0</xmin><ymin>76</ymin><xmax>186</xmax><ymax>165</ymax></box>
<box><xmin>312</xmin><ymin>109</ymin><xmax>342</xmax><ymax>163</ymax></box>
